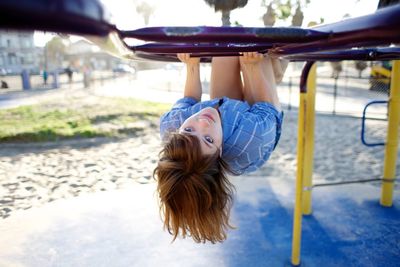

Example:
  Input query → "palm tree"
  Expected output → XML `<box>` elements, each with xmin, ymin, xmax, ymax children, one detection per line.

<box><xmin>204</xmin><ymin>0</ymin><xmax>248</xmax><ymax>26</ymax></box>
<box><xmin>291</xmin><ymin>3</ymin><xmax>304</xmax><ymax>27</ymax></box>
<box><xmin>262</xmin><ymin>0</ymin><xmax>308</xmax><ymax>27</ymax></box>
<box><xmin>45</xmin><ymin>36</ymin><xmax>68</xmax><ymax>70</ymax></box>
<box><xmin>136</xmin><ymin>1</ymin><xmax>155</xmax><ymax>25</ymax></box>
<box><xmin>263</xmin><ymin>3</ymin><xmax>276</xmax><ymax>26</ymax></box>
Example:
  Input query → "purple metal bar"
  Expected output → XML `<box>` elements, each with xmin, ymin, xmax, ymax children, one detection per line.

<box><xmin>133</xmin><ymin>52</ymin><xmax>214</xmax><ymax>63</ymax></box>
<box><xmin>0</xmin><ymin>0</ymin><xmax>115</xmax><ymax>36</ymax></box>
<box><xmin>300</xmin><ymin>62</ymin><xmax>316</xmax><ymax>93</ymax></box>
<box><xmin>133</xmin><ymin>52</ymin><xmax>179</xmax><ymax>62</ymax></box>
<box><xmin>271</xmin><ymin>4</ymin><xmax>400</xmax><ymax>56</ymax></box>
<box><xmin>132</xmin><ymin>47</ymin><xmax>400</xmax><ymax>63</ymax></box>
<box><xmin>122</xmin><ymin>27</ymin><xmax>329</xmax><ymax>44</ymax></box>
<box><xmin>122</xmin><ymin>5</ymin><xmax>400</xmax><ymax>58</ymax></box>
<box><xmin>131</xmin><ymin>42</ymin><xmax>272</xmax><ymax>54</ymax></box>
<box><xmin>286</xmin><ymin>47</ymin><xmax>400</xmax><ymax>61</ymax></box>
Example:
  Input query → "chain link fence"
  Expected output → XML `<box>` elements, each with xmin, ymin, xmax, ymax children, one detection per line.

<box><xmin>279</xmin><ymin>61</ymin><xmax>389</xmax><ymax>116</ymax></box>
<box><xmin>277</xmin><ymin>61</ymin><xmax>399</xmax><ymax>189</ymax></box>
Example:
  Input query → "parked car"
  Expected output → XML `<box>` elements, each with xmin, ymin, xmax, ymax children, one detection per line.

<box><xmin>0</xmin><ymin>68</ymin><xmax>12</xmax><ymax>75</ymax></box>
<box><xmin>112</xmin><ymin>64</ymin><xmax>136</xmax><ymax>74</ymax></box>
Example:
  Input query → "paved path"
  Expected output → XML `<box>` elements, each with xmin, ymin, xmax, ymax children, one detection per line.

<box><xmin>0</xmin><ymin>66</ymin><xmax>388</xmax><ymax>116</ymax></box>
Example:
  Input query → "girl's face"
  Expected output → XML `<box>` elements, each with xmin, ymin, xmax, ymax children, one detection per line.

<box><xmin>179</xmin><ymin>107</ymin><xmax>223</xmax><ymax>156</ymax></box>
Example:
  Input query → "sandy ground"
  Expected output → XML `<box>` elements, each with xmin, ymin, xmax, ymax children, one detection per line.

<box><xmin>0</xmin><ymin>69</ymin><xmax>399</xmax><ymax>219</ymax></box>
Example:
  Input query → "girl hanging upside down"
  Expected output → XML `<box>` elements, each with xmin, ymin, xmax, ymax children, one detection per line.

<box><xmin>153</xmin><ymin>52</ymin><xmax>287</xmax><ymax>243</ymax></box>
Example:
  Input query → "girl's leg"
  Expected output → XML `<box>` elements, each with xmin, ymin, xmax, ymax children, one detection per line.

<box><xmin>240</xmin><ymin>61</ymin><xmax>255</xmax><ymax>105</ymax></box>
<box><xmin>240</xmin><ymin>56</ymin><xmax>272</xmax><ymax>105</ymax></box>
<box><xmin>210</xmin><ymin>56</ymin><xmax>243</xmax><ymax>100</ymax></box>
<box><xmin>240</xmin><ymin>53</ymin><xmax>281</xmax><ymax>109</ymax></box>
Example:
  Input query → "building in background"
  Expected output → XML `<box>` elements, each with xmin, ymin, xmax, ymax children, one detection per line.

<box><xmin>66</xmin><ymin>39</ymin><xmax>165</xmax><ymax>72</ymax></box>
<box><xmin>0</xmin><ymin>30</ymin><xmax>43</xmax><ymax>74</ymax></box>
<box><xmin>66</xmin><ymin>39</ymin><xmax>120</xmax><ymax>70</ymax></box>
<box><xmin>0</xmin><ymin>30</ymin><xmax>168</xmax><ymax>77</ymax></box>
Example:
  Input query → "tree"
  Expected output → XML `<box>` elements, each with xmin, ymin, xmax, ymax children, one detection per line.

<box><xmin>263</xmin><ymin>3</ymin><xmax>276</xmax><ymax>26</ymax></box>
<box><xmin>45</xmin><ymin>36</ymin><xmax>68</xmax><ymax>70</ymax></box>
<box><xmin>136</xmin><ymin>1</ymin><xmax>155</xmax><ymax>25</ymax></box>
<box><xmin>204</xmin><ymin>0</ymin><xmax>248</xmax><ymax>26</ymax></box>
<box><xmin>354</xmin><ymin>61</ymin><xmax>368</xmax><ymax>78</ymax></box>
<box><xmin>291</xmin><ymin>4</ymin><xmax>304</xmax><ymax>26</ymax></box>
<box><xmin>261</xmin><ymin>0</ymin><xmax>310</xmax><ymax>27</ymax></box>
<box><xmin>330</xmin><ymin>61</ymin><xmax>342</xmax><ymax>79</ymax></box>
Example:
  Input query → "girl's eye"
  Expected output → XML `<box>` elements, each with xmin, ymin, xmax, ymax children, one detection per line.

<box><xmin>205</xmin><ymin>136</ymin><xmax>214</xmax><ymax>144</ymax></box>
<box><xmin>184</xmin><ymin>127</ymin><xmax>193</xmax><ymax>132</ymax></box>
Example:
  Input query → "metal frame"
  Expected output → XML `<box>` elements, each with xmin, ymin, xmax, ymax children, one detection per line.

<box><xmin>361</xmin><ymin>100</ymin><xmax>388</xmax><ymax>147</ymax></box>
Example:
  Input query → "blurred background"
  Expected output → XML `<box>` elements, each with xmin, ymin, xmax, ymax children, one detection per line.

<box><xmin>0</xmin><ymin>0</ymin><xmax>380</xmax><ymax>97</ymax></box>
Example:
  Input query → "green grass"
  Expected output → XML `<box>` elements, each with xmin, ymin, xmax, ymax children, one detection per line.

<box><xmin>0</xmin><ymin>98</ymin><xmax>170</xmax><ymax>143</ymax></box>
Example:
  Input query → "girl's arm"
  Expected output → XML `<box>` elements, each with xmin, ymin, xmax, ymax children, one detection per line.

<box><xmin>240</xmin><ymin>52</ymin><xmax>282</xmax><ymax>111</ymax></box>
<box><xmin>177</xmin><ymin>53</ymin><xmax>202</xmax><ymax>102</ymax></box>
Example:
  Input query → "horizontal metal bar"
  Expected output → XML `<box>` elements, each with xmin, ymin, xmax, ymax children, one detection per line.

<box><xmin>122</xmin><ymin>26</ymin><xmax>329</xmax><ymax>43</ymax></box>
<box><xmin>312</xmin><ymin>177</ymin><xmax>398</xmax><ymax>188</ymax></box>
<box><xmin>0</xmin><ymin>0</ymin><xmax>115</xmax><ymax>36</ymax></box>
<box><xmin>286</xmin><ymin>47</ymin><xmax>400</xmax><ymax>61</ymax></box>
<box><xmin>311</xmin><ymin>177</ymin><xmax>400</xmax><ymax>188</ymax></box>
<box><xmin>131</xmin><ymin>46</ymin><xmax>400</xmax><ymax>62</ymax></box>
<box><xmin>271</xmin><ymin>5</ymin><xmax>400</xmax><ymax>56</ymax></box>
<box><xmin>131</xmin><ymin>42</ymin><xmax>271</xmax><ymax>54</ymax></box>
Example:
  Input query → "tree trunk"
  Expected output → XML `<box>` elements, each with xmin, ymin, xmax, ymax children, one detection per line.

<box><xmin>291</xmin><ymin>5</ymin><xmax>304</xmax><ymax>27</ymax></box>
<box><xmin>221</xmin><ymin>10</ymin><xmax>231</xmax><ymax>26</ymax></box>
<box><xmin>263</xmin><ymin>4</ymin><xmax>275</xmax><ymax>26</ymax></box>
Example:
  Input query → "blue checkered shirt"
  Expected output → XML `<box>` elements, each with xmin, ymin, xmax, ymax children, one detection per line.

<box><xmin>160</xmin><ymin>97</ymin><xmax>283</xmax><ymax>174</ymax></box>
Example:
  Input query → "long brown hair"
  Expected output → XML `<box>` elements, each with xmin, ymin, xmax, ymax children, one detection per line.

<box><xmin>153</xmin><ymin>133</ymin><xmax>235</xmax><ymax>243</ymax></box>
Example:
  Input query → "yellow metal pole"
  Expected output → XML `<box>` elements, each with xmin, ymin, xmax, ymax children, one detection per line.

<box><xmin>291</xmin><ymin>62</ymin><xmax>316</xmax><ymax>265</ymax></box>
<box><xmin>380</xmin><ymin>60</ymin><xmax>400</xmax><ymax>207</ymax></box>
<box><xmin>291</xmin><ymin>91</ymin><xmax>306</xmax><ymax>266</ymax></box>
<box><xmin>302</xmin><ymin>64</ymin><xmax>317</xmax><ymax>215</ymax></box>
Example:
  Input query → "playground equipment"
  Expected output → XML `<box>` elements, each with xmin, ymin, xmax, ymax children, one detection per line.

<box><xmin>361</xmin><ymin>100</ymin><xmax>388</xmax><ymax>147</ymax></box>
<box><xmin>370</xmin><ymin>61</ymin><xmax>392</xmax><ymax>91</ymax></box>
<box><xmin>0</xmin><ymin>0</ymin><xmax>399</xmax><ymax>265</ymax></box>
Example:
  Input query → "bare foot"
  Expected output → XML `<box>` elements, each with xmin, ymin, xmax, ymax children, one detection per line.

<box><xmin>239</xmin><ymin>52</ymin><xmax>264</xmax><ymax>66</ymax></box>
<box><xmin>240</xmin><ymin>52</ymin><xmax>288</xmax><ymax>84</ymax></box>
<box><xmin>177</xmin><ymin>53</ymin><xmax>200</xmax><ymax>65</ymax></box>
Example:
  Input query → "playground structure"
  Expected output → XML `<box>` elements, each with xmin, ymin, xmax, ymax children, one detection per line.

<box><xmin>0</xmin><ymin>1</ymin><xmax>399</xmax><ymax>266</ymax></box>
